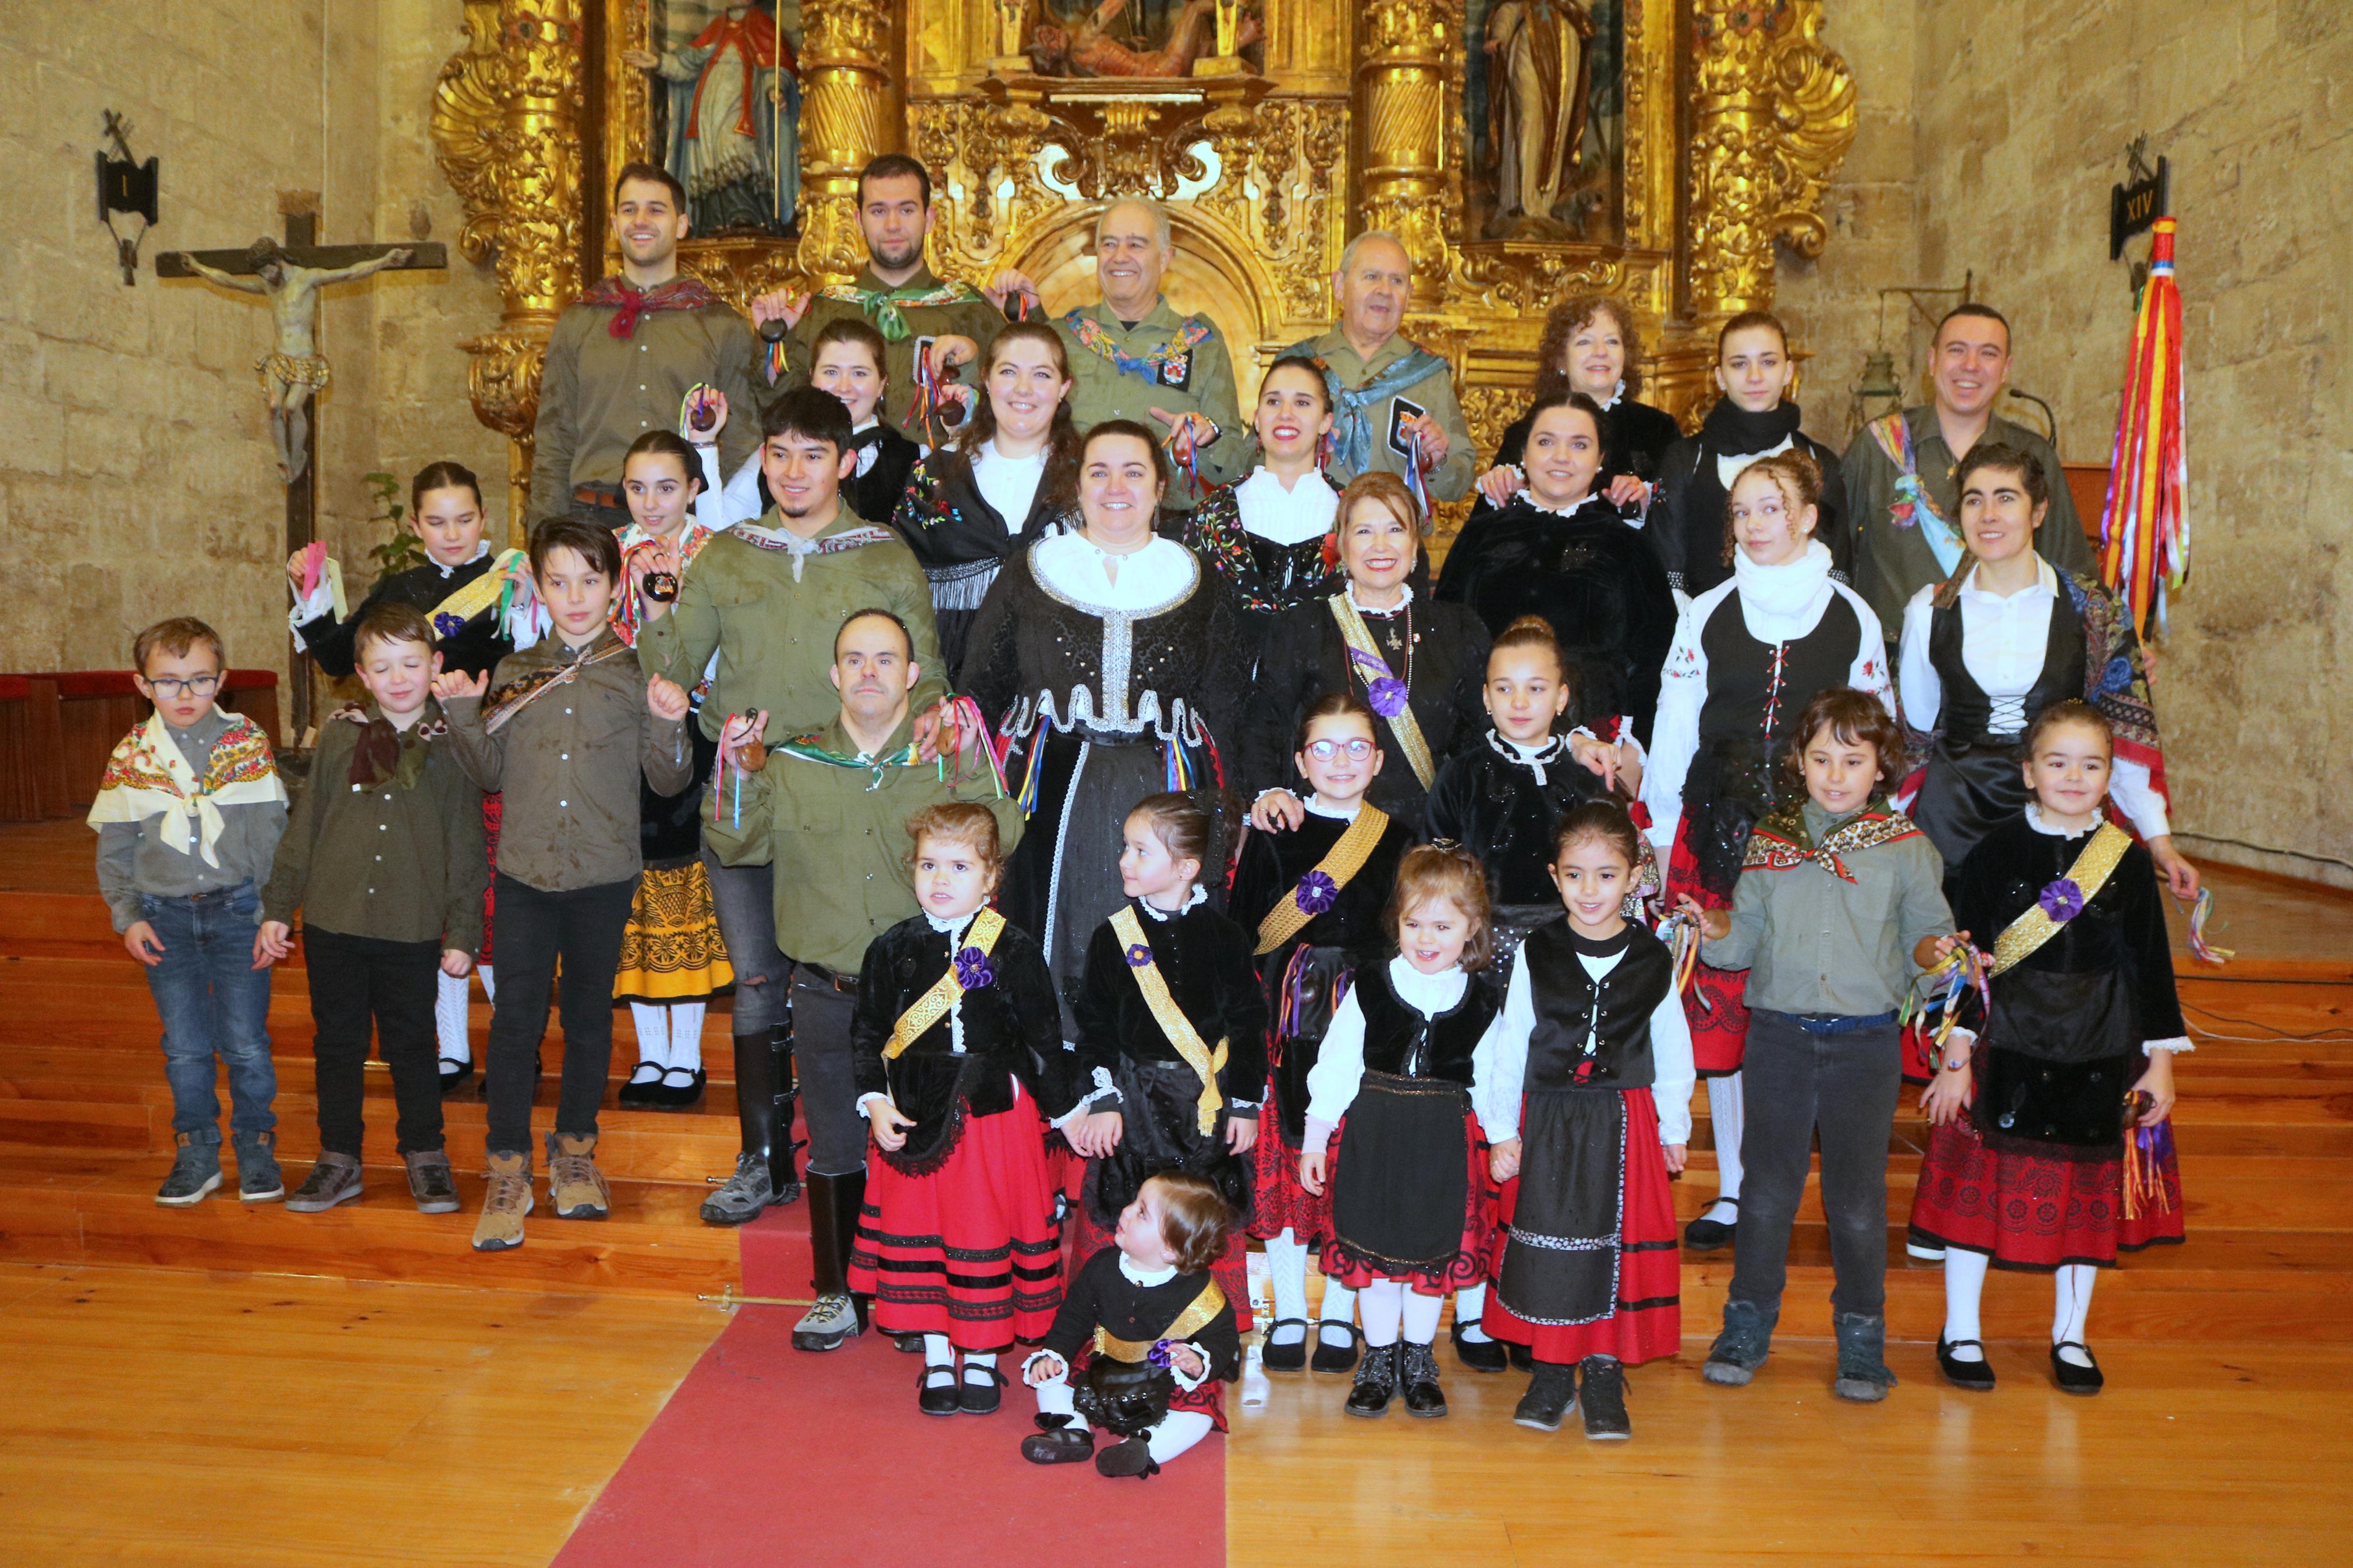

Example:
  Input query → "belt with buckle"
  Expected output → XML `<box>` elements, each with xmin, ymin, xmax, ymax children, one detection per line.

<box><xmin>796</xmin><ymin>963</ymin><xmax>858</xmax><ymax>994</ymax></box>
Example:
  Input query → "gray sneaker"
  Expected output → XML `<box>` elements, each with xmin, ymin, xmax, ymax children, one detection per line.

<box><xmin>233</xmin><ymin>1129</ymin><xmax>285</xmax><ymax>1203</ymax></box>
<box><xmin>155</xmin><ymin>1135</ymin><xmax>223</xmax><ymax>1208</ymax></box>
<box><xmin>700</xmin><ymin>1151</ymin><xmax>779</xmax><ymax>1226</ymax></box>
<box><xmin>1702</xmin><ymin>1298</ymin><xmax>1777</xmax><ymax>1386</ymax></box>
<box><xmin>285</xmin><ymin>1151</ymin><xmax>364</xmax><ymax>1213</ymax></box>
<box><xmin>404</xmin><ymin>1150</ymin><xmax>460</xmax><ymax>1214</ymax></box>
<box><xmin>792</xmin><ymin>1292</ymin><xmax>862</xmax><ymax>1352</ymax></box>
<box><xmin>1833</xmin><ymin>1311</ymin><xmax>1897</xmax><ymax>1402</ymax></box>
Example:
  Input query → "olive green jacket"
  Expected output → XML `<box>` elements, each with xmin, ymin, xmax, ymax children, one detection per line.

<box><xmin>1053</xmin><ymin>296</ymin><xmax>1245</xmax><ymax>507</ymax></box>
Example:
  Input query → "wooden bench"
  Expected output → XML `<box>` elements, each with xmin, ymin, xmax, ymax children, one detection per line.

<box><xmin>0</xmin><ymin>670</ymin><xmax>281</xmax><ymax>816</ymax></box>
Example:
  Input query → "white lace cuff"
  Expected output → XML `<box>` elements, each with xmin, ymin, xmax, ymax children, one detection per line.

<box><xmin>2142</xmin><ymin>1037</ymin><xmax>2193</xmax><ymax>1055</ymax></box>
<box><xmin>1168</xmin><ymin>1343</ymin><xmax>1209</xmax><ymax>1391</ymax></box>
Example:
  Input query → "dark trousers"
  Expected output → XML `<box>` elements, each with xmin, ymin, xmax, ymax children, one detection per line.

<box><xmin>483</xmin><ymin>873</ymin><xmax>637</xmax><ymax>1156</ymax></box>
<box><xmin>303</xmin><ymin>927</ymin><xmax>444</xmax><ymax>1157</ymax></box>
<box><xmin>789</xmin><ymin>966</ymin><xmax>867</xmax><ymax>1178</ymax></box>
<box><xmin>1729</xmin><ymin>1009</ymin><xmax>1904</xmax><ymax>1321</ymax></box>
<box><xmin>702</xmin><ymin>849</ymin><xmax>789</xmax><ymax>1037</ymax></box>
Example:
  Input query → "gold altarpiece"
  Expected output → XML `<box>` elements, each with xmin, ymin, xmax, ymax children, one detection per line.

<box><xmin>432</xmin><ymin>0</ymin><xmax>1855</xmax><ymax>541</ymax></box>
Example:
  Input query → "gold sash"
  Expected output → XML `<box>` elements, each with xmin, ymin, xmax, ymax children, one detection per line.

<box><xmin>431</xmin><ymin>548</ymin><xmax>528</xmax><ymax>629</ymax></box>
<box><xmin>1328</xmin><ymin>595</ymin><xmax>1437</xmax><ymax>790</ymax></box>
<box><xmin>1253</xmin><ymin>803</ymin><xmax>1390</xmax><ymax>956</ymax></box>
<box><xmin>1109</xmin><ymin>905</ymin><xmax>1230</xmax><ymax>1135</ymax></box>
<box><xmin>883</xmin><ymin>908</ymin><xmax>1006</xmax><ymax>1060</ymax></box>
<box><xmin>1092</xmin><ymin>1280</ymin><xmax>1228</xmax><ymax>1363</ymax></box>
<box><xmin>1990</xmin><ymin>822</ymin><xmax>2132</xmax><ymax>977</ymax></box>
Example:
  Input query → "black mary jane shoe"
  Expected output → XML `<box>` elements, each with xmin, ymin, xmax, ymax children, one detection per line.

<box><xmin>1094</xmin><ymin>1436</ymin><xmax>1160</xmax><ymax>1479</ymax></box>
<box><xmin>1683</xmin><ymin>1198</ymin><xmax>1738</xmax><ymax>1253</ymax></box>
<box><xmin>650</xmin><ymin>1066</ymin><xmax>707</xmax><ymax>1110</ymax></box>
<box><xmin>1936</xmin><ymin>1338</ymin><xmax>1997</xmax><ymax>1391</ymax></box>
<box><xmin>1450</xmin><ymin>1320</ymin><xmax>1510</xmax><ymax>1374</ymax></box>
<box><xmin>1020</xmin><ymin>1418</ymin><xmax>1095</xmax><ymax>1464</ymax></box>
<box><xmin>1261</xmin><ymin>1318</ymin><xmax>1311</xmax><ymax>1373</ymax></box>
<box><xmin>616</xmin><ymin>1064</ymin><xmax>665</xmax><ymax>1109</ymax></box>
<box><xmin>2049</xmin><ymin>1341</ymin><xmax>2104</xmax><ymax>1396</ymax></box>
<box><xmin>437</xmin><ymin>1058</ymin><xmax>474</xmax><ymax>1098</ymax></box>
<box><xmin>959</xmin><ymin>1364</ymin><xmax>1007</xmax><ymax>1415</ymax></box>
<box><xmin>917</xmin><ymin>1366</ymin><xmax>962</xmax><ymax>1417</ymax></box>
<box><xmin>1309</xmin><ymin>1320</ymin><xmax>1363</xmax><ymax>1374</ymax></box>
<box><xmin>895</xmin><ymin>1333</ymin><xmax>927</xmax><ymax>1355</ymax></box>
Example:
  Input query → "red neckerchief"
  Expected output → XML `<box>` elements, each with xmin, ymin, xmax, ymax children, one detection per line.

<box><xmin>579</xmin><ymin>275</ymin><xmax>726</xmax><ymax>339</ymax></box>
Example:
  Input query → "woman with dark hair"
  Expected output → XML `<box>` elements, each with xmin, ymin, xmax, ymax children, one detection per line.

<box><xmin>1436</xmin><ymin>391</ymin><xmax>1677</xmax><ymax>746</ymax></box>
<box><xmin>1472</xmin><ymin>294</ymin><xmax>1681</xmax><ymax>521</ymax></box>
<box><xmin>1182</xmin><ymin>356</ymin><xmax>1343</xmax><ymax>652</ymax></box>
<box><xmin>892</xmin><ymin>321</ymin><xmax>1085</xmax><ymax>671</ymax></box>
<box><xmin>960</xmin><ymin>421</ymin><xmax>1249</xmax><ymax>1024</ymax></box>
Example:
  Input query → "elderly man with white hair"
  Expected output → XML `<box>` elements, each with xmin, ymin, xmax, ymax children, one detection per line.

<box><xmin>1283</xmin><ymin>231</ymin><xmax>1474</xmax><ymax>503</ymax></box>
<box><xmin>988</xmin><ymin>198</ymin><xmax>1244</xmax><ymax>509</ymax></box>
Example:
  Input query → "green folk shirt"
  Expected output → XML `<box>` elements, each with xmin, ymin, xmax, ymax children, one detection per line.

<box><xmin>782</xmin><ymin>265</ymin><xmax>1007</xmax><ymax>438</ymax></box>
<box><xmin>1054</xmin><ymin>297</ymin><xmax>1245</xmax><ymax>508</ymax></box>
<box><xmin>1298</xmin><ymin>328</ymin><xmax>1476</xmax><ymax>504</ymax></box>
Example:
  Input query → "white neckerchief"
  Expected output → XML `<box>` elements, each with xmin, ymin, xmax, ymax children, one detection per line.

<box><xmin>1344</xmin><ymin>581</ymin><xmax>1412</xmax><ymax>617</ymax></box>
<box><xmin>974</xmin><ymin>439</ymin><xmax>1047</xmax><ymax>535</ymax></box>
<box><xmin>1137</xmin><ymin>884</ymin><xmax>1208</xmax><ymax>922</ymax></box>
<box><xmin>2025</xmin><ymin>802</ymin><xmax>2099</xmax><ymax>839</ymax></box>
<box><xmin>1118</xmin><ymin>1254</ymin><xmax>1180</xmax><ymax>1288</ymax></box>
<box><xmin>1489</xmin><ymin>728</ymin><xmax>1567</xmax><ymax>786</ymax></box>
<box><xmin>428</xmin><ymin>539</ymin><xmax>493</xmax><ymax>579</ymax></box>
<box><xmin>1715</xmin><ymin>432</ymin><xmax>1797</xmax><ymax>491</ymax></box>
<box><xmin>1304</xmin><ymin>795</ymin><xmax>1363</xmax><ymax>821</ymax></box>
<box><xmin>1032</xmin><ymin>529</ymin><xmax>1195</xmax><ymax>614</ymax></box>
<box><xmin>922</xmin><ymin>908</ymin><xmax>982</xmax><ymax>1053</ymax></box>
<box><xmin>1732</xmin><ymin>538</ymin><xmax>1836</xmax><ymax>639</ymax></box>
<box><xmin>1234</xmin><ymin>465</ymin><xmax>1339</xmax><ymax>546</ymax></box>
<box><xmin>1387</xmin><ymin>954</ymin><xmax>1470</xmax><ymax>1016</ymax></box>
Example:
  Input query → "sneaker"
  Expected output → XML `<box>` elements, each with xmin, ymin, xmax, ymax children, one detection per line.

<box><xmin>1578</xmin><ymin>1356</ymin><xmax>1631</xmax><ymax>1440</ymax></box>
<box><xmin>233</xmin><ymin>1130</ymin><xmax>285</xmax><ymax>1203</ymax></box>
<box><xmin>155</xmin><ymin>1135</ymin><xmax>223</xmax><ymax>1208</ymax></box>
<box><xmin>1094</xmin><ymin>1435</ymin><xmax>1160</xmax><ymax>1480</ymax></box>
<box><xmin>1832</xmin><ymin>1311</ymin><xmax>1897</xmax><ymax>1402</ymax></box>
<box><xmin>1702</xmin><ymin>1298</ymin><xmax>1777</xmax><ymax>1386</ymax></box>
<box><xmin>472</xmin><ymin>1150</ymin><xmax>534</xmax><ymax>1251</ymax></box>
<box><xmin>285</xmin><ymin>1152</ymin><xmax>364</xmax><ymax>1213</ymax></box>
<box><xmin>1450</xmin><ymin>1321</ymin><xmax>1510</xmax><ymax>1374</ymax></box>
<box><xmin>1020</xmin><ymin>1418</ymin><xmax>1095</xmax><ymax>1465</ymax></box>
<box><xmin>545</xmin><ymin>1131</ymin><xmax>610</xmax><ymax>1220</ymax></box>
<box><xmin>1512</xmin><ymin>1361</ymin><xmax>1577</xmax><ymax>1431</ymax></box>
<box><xmin>792</xmin><ymin>1292</ymin><xmax>862</xmax><ymax>1352</ymax></box>
<box><xmin>1344</xmin><ymin>1342</ymin><xmax>1397</xmax><ymax>1418</ymax></box>
<box><xmin>404</xmin><ymin>1150</ymin><xmax>461</xmax><ymax>1215</ymax></box>
<box><xmin>700</xmin><ymin>1151</ymin><xmax>779</xmax><ymax>1226</ymax></box>
<box><xmin>1399</xmin><ymin>1341</ymin><xmax>1447</xmax><ymax>1418</ymax></box>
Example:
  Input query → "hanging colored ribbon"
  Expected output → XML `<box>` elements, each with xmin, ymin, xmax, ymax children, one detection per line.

<box><xmin>2098</xmin><ymin>215</ymin><xmax>2190</xmax><ymax>637</ymax></box>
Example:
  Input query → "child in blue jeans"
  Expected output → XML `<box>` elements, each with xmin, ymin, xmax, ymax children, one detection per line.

<box><xmin>89</xmin><ymin>617</ymin><xmax>290</xmax><ymax>1206</ymax></box>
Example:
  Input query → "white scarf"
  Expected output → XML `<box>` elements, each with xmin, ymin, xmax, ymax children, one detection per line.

<box><xmin>1732</xmin><ymin>538</ymin><xmax>1835</xmax><ymax>638</ymax></box>
<box><xmin>84</xmin><ymin>707</ymin><xmax>285</xmax><ymax>866</ymax></box>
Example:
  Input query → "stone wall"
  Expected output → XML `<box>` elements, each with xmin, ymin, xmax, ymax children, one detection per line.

<box><xmin>0</xmin><ymin>0</ymin><xmax>502</xmax><ymax>717</ymax></box>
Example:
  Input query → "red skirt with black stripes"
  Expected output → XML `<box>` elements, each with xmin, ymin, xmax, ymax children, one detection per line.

<box><xmin>1481</xmin><ymin>1087</ymin><xmax>1682</xmax><ymax>1366</ymax></box>
<box><xmin>1666</xmin><ymin>818</ymin><xmax>1751</xmax><ymax>1076</ymax></box>
<box><xmin>850</xmin><ymin>1099</ymin><xmax>1065</xmax><ymax>1352</ymax></box>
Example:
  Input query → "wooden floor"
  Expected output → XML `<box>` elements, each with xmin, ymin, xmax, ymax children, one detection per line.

<box><xmin>3</xmin><ymin>817</ymin><xmax>2350</xmax><ymax>1564</ymax></box>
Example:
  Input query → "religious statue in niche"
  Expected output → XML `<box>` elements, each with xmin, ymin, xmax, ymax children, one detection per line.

<box><xmin>623</xmin><ymin>1</ymin><xmax>801</xmax><ymax>234</ymax></box>
<box><xmin>1468</xmin><ymin>0</ymin><xmax>1624</xmax><ymax>240</ymax></box>
<box><xmin>170</xmin><ymin>237</ymin><xmax>414</xmax><ymax>483</ymax></box>
<box><xmin>1027</xmin><ymin>0</ymin><xmax>1263</xmax><ymax>77</ymax></box>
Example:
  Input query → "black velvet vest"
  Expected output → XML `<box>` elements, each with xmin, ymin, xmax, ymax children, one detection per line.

<box><xmin>1521</xmin><ymin>920</ymin><xmax>1671</xmax><ymax>1090</ymax></box>
<box><xmin>1352</xmin><ymin>961</ymin><xmax>1500</xmax><ymax>1087</ymax></box>
<box><xmin>1695</xmin><ymin>588</ymin><xmax>1862</xmax><ymax>756</ymax></box>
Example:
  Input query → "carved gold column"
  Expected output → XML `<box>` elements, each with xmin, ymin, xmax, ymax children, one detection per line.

<box><xmin>796</xmin><ymin>0</ymin><xmax>895</xmax><ymax>286</ymax></box>
<box><xmin>1355</xmin><ymin>0</ymin><xmax>1454</xmax><ymax>307</ymax></box>
<box><xmin>432</xmin><ymin>0</ymin><xmax>585</xmax><ymax>537</ymax></box>
<box><xmin>1685</xmin><ymin>0</ymin><xmax>1855</xmax><ymax>321</ymax></box>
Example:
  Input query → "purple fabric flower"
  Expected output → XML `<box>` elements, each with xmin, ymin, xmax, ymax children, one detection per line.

<box><xmin>1147</xmin><ymin>1339</ymin><xmax>1173</xmax><ymax>1370</ymax></box>
<box><xmin>1124</xmin><ymin>942</ymin><xmax>1155</xmax><ymax>969</ymax></box>
<box><xmin>1293</xmin><ymin>870</ymin><xmax>1339</xmax><ymax>916</ymax></box>
<box><xmin>953</xmin><ymin>947</ymin><xmax>995</xmax><ymax>990</ymax></box>
<box><xmin>433</xmin><ymin>611</ymin><xmax>466</xmax><ymax>638</ymax></box>
<box><xmin>1365</xmin><ymin>675</ymin><xmax>1408</xmax><ymax>718</ymax></box>
<box><xmin>2038</xmin><ymin>877</ymin><xmax>2086</xmax><ymax>922</ymax></box>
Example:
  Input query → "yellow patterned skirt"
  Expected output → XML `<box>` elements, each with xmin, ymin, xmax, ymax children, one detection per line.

<box><xmin>613</xmin><ymin>858</ymin><xmax>735</xmax><ymax>1002</ymax></box>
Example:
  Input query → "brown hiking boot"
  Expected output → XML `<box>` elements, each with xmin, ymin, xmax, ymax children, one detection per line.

<box><xmin>546</xmin><ymin>1131</ymin><xmax>611</xmax><ymax>1221</ymax></box>
<box><xmin>471</xmin><ymin>1150</ymin><xmax>533</xmax><ymax>1251</ymax></box>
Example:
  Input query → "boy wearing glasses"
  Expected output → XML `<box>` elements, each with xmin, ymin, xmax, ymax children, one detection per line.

<box><xmin>90</xmin><ymin>618</ymin><xmax>290</xmax><ymax>1207</ymax></box>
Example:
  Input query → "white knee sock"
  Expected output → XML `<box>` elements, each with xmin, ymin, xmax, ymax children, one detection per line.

<box><xmin>1401</xmin><ymin>1289</ymin><xmax>1444</xmax><ymax>1346</ymax></box>
<box><xmin>1941</xmin><ymin>1249</ymin><xmax>1989</xmax><ymax>1359</ymax></box>
<box><xmin>1146</xmin><ymin>1410</ymin><xmax>1215</xmax><ymax>1463</ymax></box>
<box><xmin>924</xmin><ymin>1333</ymin><xmax>954</xmax><ymax>1368</ymax></box>
<box><xmin>477</xmin><ymin>962</ymin><xmax>495</xmax><ymax>1003</ymax></box>
<box><xmin>1318</xmin><ymin>1281</ymin><xmax>1358</xmax><ymax>1346</ymax></box>
<box><xmin>1359</xmin><ymin>1279</ymin><xmax>1404</xmax><ymax>1347</ymax></box>
<box><xmin>1454</xmin><ymin>1282</ymin><xmax>1492</xmax><ymax>1342</ymax></box>
<box><xmin>1265</xmin><ymin>1232</ymin><xmax>1309</xmax><ymax>1339</ymax></box>
<box><xmin>962</xmin><ymin>1350</ymin><xmax>998</xmax><ymax>1383</ymax></box>
<box><xmin>629</xmin><ymin>1002</ymin><xmax>670</xmax><ymax>1069</ymax></box>
<box><xmin>1034</xmin><ymin>1369</ymin><xmax>1076</xmax><ymax>1418</ymax></box>
<box><xmin>1705</xmin><ymin>1072</ymin><xmax>1745</xmax><ymax>1222</ymax></box>
<box><xmin>435</xmin><ymin>969</ymin><xmax>472</xmax><ymax>1063</ymax></box>
<box><xmin>666</xmin><ymin>1002</ymin><xmax>705</xmax><ymax>1073</ymax></box>
<box><xmin>2053</xmin><ymin>1265</ymin><xmax>2098</xmax><ymax>1364</ymax></box>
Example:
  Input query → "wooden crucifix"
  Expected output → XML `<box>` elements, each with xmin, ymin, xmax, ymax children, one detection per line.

<box><xmin>158</xmin><ymin>195</ymin><xmax>446</xmax><ymax>736</ymax></box>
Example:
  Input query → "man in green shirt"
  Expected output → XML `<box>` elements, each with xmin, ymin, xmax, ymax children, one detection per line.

<box><xmin>531</xmin><ymin>161</ymin><xmax>761</xmax><ymax>528</ymax></box>
<box><xmin>712</xmin><ymin>607</ymin><xmax>1023</xmax><ymax>1352</ymax></box>
<box><xmin>750</xmin><ymin>154</ymin><xmax>1006</xmax><ymax>445</ymax></box>
<box><xmin>1843</xmin><ymin>302</ymin><xmax>2096</xmax><ymax>637</ymax></box>
<box><xmin>635</xmin><ymin>386</ymin><xmax>950</xmax><ymax>1240</ymax></box>
<box><xmin>989</xmin><ymin>198</ymin><xmax>1244</xmax><ymax>510</ymax></box>
<box><xmin>1283</xmin><ymin>230</ymin><xmax>1475</xmax><ymax>504</ymax></box>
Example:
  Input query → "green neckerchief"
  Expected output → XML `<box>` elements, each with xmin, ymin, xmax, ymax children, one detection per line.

<box><xmin>819</xmin><ymin>267</ymin><xmax>986</xmax><ymax>343</ymax></box>
<box><xmin>773</xmin><ymin>714</ymin><xmax>929</xmax><ymax>792</ymax></box>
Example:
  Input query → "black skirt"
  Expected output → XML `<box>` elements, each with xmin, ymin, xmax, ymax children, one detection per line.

<box><xmin>1496</xmin><ymin>1088</ymin><xmax>1626</xmax><ymax>1328</ymax></box>
<box><xmin>1915</xmin><ymin>735</ymin><xmax>2031</xmax><ymax>894</ymax></box>
<box><xmin>1087</xmin><ymin>1058</ymin><xmax>1253</xmax><ymax>1229</ymax></box>
<box><xmin>1075</xmin><ymin>1358</ymin><xmax>1177</xmax><ymax>1437</ymax></box>
<box><xmin>1329</xmin><ymin>1073</ymin><xmax>1472</xmax><ymax>1271</ymax></box>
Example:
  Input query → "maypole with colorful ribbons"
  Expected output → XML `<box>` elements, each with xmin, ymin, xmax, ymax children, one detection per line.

<box><xmin>2098</xmin><ymin>215</ymin><xmax>2189</xmax><ymax>637</ymax></box>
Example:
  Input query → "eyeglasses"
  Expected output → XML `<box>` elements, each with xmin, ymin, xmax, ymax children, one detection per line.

<box><xmin>146</xmin><ymin>675</ymin><xmax>221</xmax><ymax>699</ymax></box>
<box><xmin>1304</xmin><ymin>738</ymin><xmax>1375</xmax><ymax>762</ymax></box>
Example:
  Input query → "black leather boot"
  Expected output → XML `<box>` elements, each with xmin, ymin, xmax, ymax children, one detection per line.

<box><xmin>793</xmin><ymin>1169</ymin><xmax>865</xmax><ymax>1351</ymax></box>
<box><xmin>767</xmin><ymin>1021</ymin><xmax>803</xmax><ymax>1205</ymax></box>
